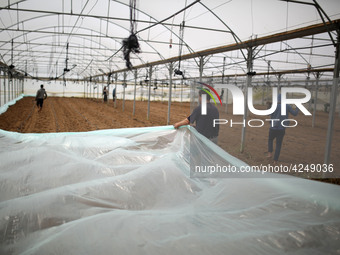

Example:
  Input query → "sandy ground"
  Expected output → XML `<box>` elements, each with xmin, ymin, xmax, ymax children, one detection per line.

<box><xmin>1</xmin><ymin>96</ymin><xmax>339</xmax><ymax>182</ymax></box>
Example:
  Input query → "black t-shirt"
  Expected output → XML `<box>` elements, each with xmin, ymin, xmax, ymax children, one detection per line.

<box><xmin>188</xmin><ymin>103</ymin><xmax>219</xmax><ymax>138</ymax></box>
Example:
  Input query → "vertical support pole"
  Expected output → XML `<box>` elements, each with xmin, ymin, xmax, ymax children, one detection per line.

<box><xmin>266</xmin><ymin>60</ymin><xmax>271</xmax><ymax>104</ymax></box>
<box><xmin>140</xmin><ymin>79</ymin><xmax>143</xmax><ymax>101</ymax></box>
<box><xmin>262</xmin><ymin>80</ymin><xmax>265</xmax><ymax>106</ymax></box>
<box><xmin>191</xmin><ymin>78</ymin><xmax>196</xmax><ymax>110</ymax></box>
<box><xmin>11</xmin><ymin>78</ymin><xmax>13</xmax><ymax>100</ymax></box>
<box><xmin>114</xmin><ymin>73</ymin><xmax>117</xmax><ymax>108</ymax></box>
<box><xmin>101</xmin><ymin>78</ymin><xmax>104</xmax><ymax>103</ymax></box>
<box><xmin>222</xmin><ymin>57</ymin><xmax>228</xmax><ymax>113</ymax></box>
<box><xmin>167</xmin><ymin>62</ymin><xmax>173</xmax><ymax>125</ymax></box>
<box><xmin>312</xmin><ymin>72</ymin><xmax>320</xmax><ymax>128</ymax></box>
<box><xmin>240</xmin><ymin>47</ymin><xmax>253</xmax><ymax>153</ymax></box>
<box><xmin>199</xmin><ymin>56</ymin><xmax>204</xmax><ymax>83</ymax></box>
<box><xmin>91</xmin><ymin>82</ymin><xmax>93</xmax><ymax>99</ymax></box>
<box><xmin>8</xmin><ymin>72</ymin><xmax>10</xmax><ymax>101</ymax></box>
<box><xmin>277</xmin><ymin>74</ymin><xmax>282</xmax><ymax>94</ymax></box>
<box><xmin>266</xmin><ymin>80</ymin><xmax>270</xmax><ymax>105</ymax></box>
<box><xmin>8</xmin><ymin>73</ymin><xmax>11</xmax><ymax>101</ymax></box>
<box><xmin>16</xmin><ymin>78</ymin><xmax>18</xmax><ymax>97</ymax></box>
<box><xmin>133</xmin><ymin>69</ymin><xmax>137</xmax><ymax>116</ymax></box>
<box><xmin>198</xmin><ymin>56</ymin><xmax>204</xmax><ymax>106</ymax></box>
<box><xmin>97</xmin><ymin>80</ymin><xmax>99</xmax><ymax>100</ymax></box>
<box><xmin>0</xmin><ymin>68</ymin><xmax>2</xmax><ymax>106</ymax></box>
<box><xmin>225</xmin><ymin>80</ymin><xmax>229</xmax><ymax>112</ymax></box>
<box><xmin>107</xmin><ymin>75</ymin><xmax>111</xmax><ymax>102</ymax></box>
<box><xmin>123</xmin><ymin>71</ymin><xmax>126</xmax><ymax>112</ymax></box>
<box><xmin>4</xmin><ymin>70</ymin><xmax>6</xmax><ymax>104</ymax></box>
<box><xmin>15</xmin><ymin>78</ymin><xmax>17</xmax><ymax>97</ymax></box>
<box><xmin>147</xmin><ymin>65</ymin><xmax>152</xmax><ymax>120</ymax></box>
<box><xmin>89</xmin><ymin>68</ymin><xmax>92</xmax><ymax>98</ymax></box>
<box><xmin>161</xmin><ymin>80</ymin><xmax>164</xmax><ymax>103</ymax></box>
<box><xmin>180</xmin><ymin>80</ymin><xmax>183</xmax><ymax>103</ymax></box>
<box><xmin>324</xmin><ymin>34</ymin><xmax>340</xmax><ymax>167</ymax></box>
<box><xmin>13</xmin><ymin>78</ymin><xmax>16</xmax><ymax>98</ymax></box>
<box><xmin>307</xmin><ymin>78</ymin><xmax>312</xmax><ymax>111</ymax></box>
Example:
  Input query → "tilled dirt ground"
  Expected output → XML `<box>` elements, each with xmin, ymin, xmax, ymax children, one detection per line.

<box><xmin>1</xmin><ymin>96</ymin><xmax>339</xmax><ymax>182</ymax></box>
<box><xmin>0</xmin><ymin>97</ymin><xmax>190</xmax><ymax>133</ymax></box>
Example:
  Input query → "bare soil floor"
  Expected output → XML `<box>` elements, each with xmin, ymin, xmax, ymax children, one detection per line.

<box><xmin>1</xmin><ymin>96</ymin><xmax>339</xmax><ymax>182</ymax></box>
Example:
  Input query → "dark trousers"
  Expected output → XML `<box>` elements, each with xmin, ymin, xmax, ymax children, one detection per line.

<box><xmin>268</xmin><ymin>129</ymin><xmax>285</xmax><ymax>161</ymax></box>
<box><xmin>36</xmin><ymin>98</ymin><xmax>44</xmax><ymax>108</ymax></box>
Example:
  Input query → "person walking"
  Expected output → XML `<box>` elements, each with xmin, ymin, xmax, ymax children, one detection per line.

<box><xmin>112</xmin><ymin>87</ymin><xmax>116</xmax><ymax>102</ymax></box>
<box><xmin>35</xmin><ymin>84</ymin><xmax>47</xmax><ymax>112</ymax></box>
<box><xmin>103</xmin><ymin>86</ymin><xmax>108</xmax><ymax>103</ymax></box>
<box><xmin>267</xmin><ymin>94</ymin><xmax>299</xmax><ymax>163</ymax></box>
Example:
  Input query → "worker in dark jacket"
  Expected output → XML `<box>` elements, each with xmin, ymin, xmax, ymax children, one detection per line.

<box><xmin>35</xmin><ymin>84</ymin><xmax>48</xmax><ymax>112</ymax></box>
<box><xmin>267</xmin><ymin>94</ymin><xmax>299</xmax><ymax>162</ymax></box>
<box><xmin>174</xmin><ymin>89</ymin><xmax>219</xmax><ymax>144</ymax></box>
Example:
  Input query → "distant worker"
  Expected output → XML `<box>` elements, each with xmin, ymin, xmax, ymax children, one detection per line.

<box><xmin>103</xmin><ymin>86</ymin><xmax>108</xmax><ymax>102</ymax></box>
<box><xmin>174</xmin><ymin>89</ymin><xmax>219</xmax><ymax>143</ymax></box>
<box><xmin>35</xmin><ymin>84</ymin><xmax>47</xmax><ymax>112</ymax></box>
<box><xmin>112</xmin><ymin>87</ymin><xmax>116</xmax><ymax>102</ymax></box>
<box><xmin>267</xmin><ymin>94</ymin><xmax>299</xmax><ymax>163</ymax></box>
<box><xmin>219</xmin><ymin>89</ymin><xmax>224</xmax><ymax>103</ymax></box>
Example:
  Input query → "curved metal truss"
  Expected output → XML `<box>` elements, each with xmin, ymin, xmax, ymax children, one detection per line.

<box><xmin>0</xmin><ymin>0</ymin><xmax>339</xmax><ymax>82</ymax></box>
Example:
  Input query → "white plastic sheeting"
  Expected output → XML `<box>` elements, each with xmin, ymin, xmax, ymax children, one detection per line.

<box><xmin>0</xmin><ymin>94</ymin><xmax>24</xmax><ymax>113</ymax></box>
<box><xmin>0</xmin><ymin>126</ymin><xmax>340</xmax><ymax>255</ymax></box>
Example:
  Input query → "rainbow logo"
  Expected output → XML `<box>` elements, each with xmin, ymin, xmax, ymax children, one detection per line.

<box><xmin>197</xmin><ymin>82</ymin><xmax>223</xmax><ymax>106</ymax></box>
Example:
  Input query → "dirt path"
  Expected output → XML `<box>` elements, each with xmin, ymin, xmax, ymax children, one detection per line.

<box><xmin>1</xmin><ymin>96</ymin><xmax>339</xmax><ymax>182</ymax></box>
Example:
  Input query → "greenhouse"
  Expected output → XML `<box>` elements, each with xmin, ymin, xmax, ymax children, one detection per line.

<box><xmin>1</xmin><ymin>0</ymin><xmax>340</xmax><ymax>254</ymax></box>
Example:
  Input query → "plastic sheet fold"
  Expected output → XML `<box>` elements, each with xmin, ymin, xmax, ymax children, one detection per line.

<box><xmin>0</xmin><ymin>126</ymin><xmax>340</xmax><ymax>255</ymax></box>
